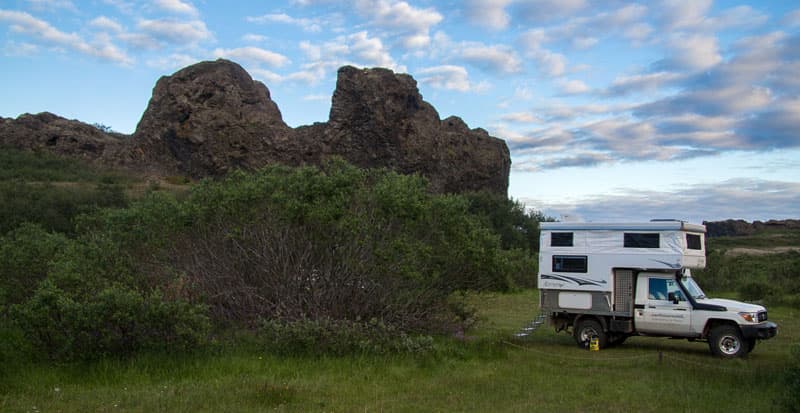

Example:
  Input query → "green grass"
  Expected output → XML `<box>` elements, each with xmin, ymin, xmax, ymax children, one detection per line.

<box><xmin>707</xmin><ymin>229</ymin><xmax>800</xmax><ymax>250</ymax></box>
<box><xmin>1</xmin><ymin>290</ymin><xmax>795</xmax><ymax>412</ymax></box>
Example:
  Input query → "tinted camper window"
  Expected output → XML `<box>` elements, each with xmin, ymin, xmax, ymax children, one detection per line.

<box><xmin>551</xmin><ymin>232</ymin><xmax>574</xmax><ymax>247</ymax></box>
<box><xmin>552</xmin><ymin>255</ymin><xmax>587</xmax><ymax>273</ymax></box>
<box><xmin>686</xmin><ymin>233</ymin><xmax>702</xmax><ymax>250</ymax></box>
<box><xmin>624</xmin><ymin>233</ymin><xmax>659</xmax><ymax>248</ymax></box>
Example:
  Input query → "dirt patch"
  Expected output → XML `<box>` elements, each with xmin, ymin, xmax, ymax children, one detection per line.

<box><xmin>725</xmin><ymin>246</ymin><xmax>800</xmax><ymax>256</ymax></box>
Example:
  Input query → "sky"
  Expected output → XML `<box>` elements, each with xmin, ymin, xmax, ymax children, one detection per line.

<box><xmin>1</xmin><ymin>0</ymin><xmax>799</xmax><ymax>224</ymax></box>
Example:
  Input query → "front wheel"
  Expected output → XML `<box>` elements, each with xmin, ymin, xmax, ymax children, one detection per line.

<box><xmin>573</xmin><ymin>318</ymin><xmax>607</xmax><ymax>349</ymax></box>
<box><xmin>708</xmin><ymin>325</ymin><xmax>746</xmax><ymax>358</ymax></box>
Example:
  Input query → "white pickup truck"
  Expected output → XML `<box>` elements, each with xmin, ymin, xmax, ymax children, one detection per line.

<box><xmin>537</xmin><ymin>221</ymin><xmax>778</xmax><ymax>358</ymax></box>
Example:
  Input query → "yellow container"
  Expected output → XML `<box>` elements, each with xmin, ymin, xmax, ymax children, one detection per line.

<box><xmin>589</xmin><ymin>337</ymin><xmax>600</xmax><ymax>351</ymax></box>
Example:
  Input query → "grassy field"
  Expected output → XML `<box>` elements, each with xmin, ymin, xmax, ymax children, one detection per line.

<box><xmin>1</xmin><ymin>290</ymin><xmax>795</xmax><ymax>412</ymax></box>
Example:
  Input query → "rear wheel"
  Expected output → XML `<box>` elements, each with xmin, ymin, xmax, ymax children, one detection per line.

<box><xmin>708</xmin><ymin>324</ymin><xmax>746</xmax><ymax>358</ymax></box>
<box><xmin>573</xmin><ymin>319</ymin><xmax>608</xmax><ymax>349</ymax></box>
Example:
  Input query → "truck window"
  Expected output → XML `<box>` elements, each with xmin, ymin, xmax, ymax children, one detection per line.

<box><xmin>686</xmin><ymin>233</ymin><xmax>702</xmax><ymax>250</ymax></box>
<box><xmin>648</xmin><ymin>278</ymin><xmax>684</xmax><ymax>301</ymax></box>
<box><xmin>551</xmin><ymin>232</ymin><xmax>573</xmax><ymax>247</ymax></box>
<box><xmin>624</xmin><ymin>233</ymin><xmax>659</xmax><ymax>248</ymax></box>
<box><xmin>552</xmin><ymin>255</ymin><xmax>587</xmax><ymax>273</ymax></box>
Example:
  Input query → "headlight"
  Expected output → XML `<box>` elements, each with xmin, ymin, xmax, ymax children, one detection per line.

<box><xmin>739</xmin><ymin>312</ymin><xmax>759</xmax><ymax>322</ymax></box>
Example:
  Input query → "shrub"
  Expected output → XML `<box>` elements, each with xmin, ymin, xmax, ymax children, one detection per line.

<box><xmin>0</xmin><ymin>223</ymin><xmax>69</xmax><ymax>307</ymax></box>
<box><xmin>258</xmin><ymin>318</ymin><xmax>434</xmax><ymax>356</ymax></box>
<box><xmin>738</xmin><ymin>281</ymin><xmax>775</xmax><ymax>302</ymax></box>
<box><xmin>12</xmin><ymin>281</ymin><xmax>210</xmax><ymax>360</ymax></box>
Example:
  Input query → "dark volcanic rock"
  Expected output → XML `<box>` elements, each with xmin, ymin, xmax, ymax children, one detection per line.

<box><xmin>1</xmin><ymin>59</ymin><xmax>511</xmax><ymax>194</ymax></box>
<box><xmin>0</xmin><ymin>112</ymin><xmax>124</xmax><ymax>160</ymax></box>
<box><xmin>299</xmin><ymin>66</ymin><xmax>510</xmax><ymax>194</ymax></box>
<box><xmin>704</xmin><ymin>219</ymin><xmax>800</xmax><ymax>237</ymax></box>
<box><xmin>129</xmin><ymin>59</ymin><xmax>292</xmax><ymax>176</ymax></box>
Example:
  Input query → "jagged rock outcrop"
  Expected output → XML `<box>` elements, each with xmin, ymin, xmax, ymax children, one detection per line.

<box><xmin>296</xmin><ymin>66</ymin><xmax>510</xmax><ymax>193</ymax></box>
<box><xmin>128</xmin><ymin>59</ymin><xmax>293</xmax><ymax>176</ymax></box>
<box><xmin>1</xmin><ymin>59</ymin><xmax>511</xmax><ymax>194</ymax></box>
<box><xmin>0</xmin><ymin>112</ymin><xmax>124</xmax><ymax>160</ymax></box>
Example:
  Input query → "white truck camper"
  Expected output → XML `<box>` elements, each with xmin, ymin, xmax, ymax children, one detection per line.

<box><xmin>536</xmin><ymin>221</ymin><xmax>778</xmax><ymax>358</ymax></box>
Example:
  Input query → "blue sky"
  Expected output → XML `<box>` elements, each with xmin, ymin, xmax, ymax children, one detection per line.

<box><xmin>1</xmin><ymin>0</ymin><xmax>799</xmax><ymax>223</ymax></box>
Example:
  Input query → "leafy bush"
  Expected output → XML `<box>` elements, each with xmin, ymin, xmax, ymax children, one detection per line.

<box><xmin>0</xmin><ymin>223</ymin><xmax>69</xmax><ymax>308</ymax></box>
<box><xmin>12</xmin><ymin>281</ymin><xmax>209</xmax><ymax>360</ymax></box>
<box><xmin>258</xmin><ymin>318</ymin><xmax>433</xmax><ymax>356</ymax></box>
<box><xmin>738</xmin><ymin>281</ymin><xmax>775</xmax><ymax>302</ymax></box>
<box><xmin>0</xmin><ymin>180</ymin><xmax>128</xmax><ymax>235</ymax></box>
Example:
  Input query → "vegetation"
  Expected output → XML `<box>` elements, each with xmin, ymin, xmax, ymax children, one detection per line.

<box><xmin>695</xmin><ymin>229</ymin><xmax>800</xmax><ymax>305</ymax></box>
<box><xmin>0</xmin><ymin>148</ymin><xmax>541</xmax><ymax>362</ymax></box>
<box><xmin>0</xmin><ymin>147</ymin><xmax>796</xmax><ymax>411</ymax></box>
<box><xmin>0</xmin><ymin>290</ymin><xmax>796</xmax><ymax>412</ymax></box>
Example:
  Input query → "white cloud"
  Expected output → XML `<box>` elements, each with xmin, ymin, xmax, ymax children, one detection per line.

<box><xmin>89</xmin><ymin>16</ymin><xmax>123</xmax><ymax>33</ymax></box>
<box><xmin>0</xmin><ymin>9</ymin><xmax>132</xmax><ymax>64</ymax></box>
<box><xmin>417</xmin><ymin>65</ymin><xmax>489</xmax><ymax>92</ymax></box>
<box><xmin>25</xmin><ymin>0</ymin><xmax>76</xmax><ymax>12</ymax></box>
<box><xmin>464</xmin><ymin>0</ymin><xmax>512</xmax><ymax>30</ymax></box>
<box><xmin>153</xmin><ymin>0</ymin><xmax>198</xmax><ymax>17</ymax></box>
<box><xmin>212</xmin><ymin>46</ymin><xmax>290</xmax><ymax>68</ymax></box>
<box><xmin>460</xmin><ymin>44</ymin><xmax>522</xmax><ymax>74</ymax></box>
<box><xmin>246</xmin><ymin>13</ymin><xmax>322</xmax><ymax>32</ymax></box>
<box><xmin>658</xmin><ymin>33</ymin><xmax>721</xmax><ymax>71</ymax></box>
<box><xmin>601</xmin><ymin>71</ymin><xmax>684</xmax><ymax>96</ymax></box>
<box><xmin>354</xmin><ymin>0</ymin><xmax>442</xmax><ymax>48</ymax></box>
<box><xmin>657</xmin><ymin>0</ymin><xmax>712</xmax><ymax>31</ymax></box>
<box><xmin>558</xmin><ymin>79</ymin><xmax>589</xmax><ymax>94</ymax></box>
<box><xmin>241</xmin><ymin>33</ymin><xmax>266</xmax><ymax>43</ymax></box>
<box><xmin>526</xmin><ymin>179</ymin><xmax>800</xmax><ymax>223</ymax></box>
<box><xmin>347</xmin><ymin>31</ymin><xmax>401</xmax><ymax>70</ymax></box>
<box><xmin>519</xmin><ymin>29</ymin><xmax>566</xmax><ymax>76</ymax></box>
<box><xmin>516</xmin><ymin>0</ymin><xmax>588</xmax><ymax>23</ymax></box>
<box><xmin>500</xmin><ymin>111</ymin><xmax>540</xmax><ymax>123</ymax></box>
<box><xmin>137</xmin><ymin>19</ymin><xmax>212</xmax><ymax>45</ymax></box>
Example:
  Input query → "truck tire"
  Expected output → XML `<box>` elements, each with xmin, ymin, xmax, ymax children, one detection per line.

<box><xmin>708</xmin><ymin>324</ymin><xmax>746</xmax><ymax>358</ymax></box>
<box><xmin>574</xmin><ymin>319</ymin><xmax>607</xmax><ymax>349</ymax></box>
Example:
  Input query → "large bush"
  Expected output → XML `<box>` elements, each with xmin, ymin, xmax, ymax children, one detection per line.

<box><xmin>6</xmin><ymin>160</ymin><xmax>537</xmax><ymax>359</ymax></box>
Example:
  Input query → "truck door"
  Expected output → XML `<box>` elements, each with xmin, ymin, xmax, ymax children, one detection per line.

<box><xmin>634</xmin><ymin>276</ymin><xmax>693</xmax><ymax>336</ymax></box>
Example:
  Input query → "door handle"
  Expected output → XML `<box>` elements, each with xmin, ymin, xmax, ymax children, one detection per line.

<box><xmin>673</xmin><ymin>308</ymin><xmax>687</xmax><ymax>311</ymax></box>
<box><xmin>648</xmin><ymin>306</ymin><xmax>656</xmax><ymax>309</ymax></box>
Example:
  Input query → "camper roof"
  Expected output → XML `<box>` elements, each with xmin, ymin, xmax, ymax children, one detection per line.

<box><xmin>540</xmin><ymin>221</ymin><xmax>706</xmax><ymax>233</ymax></box>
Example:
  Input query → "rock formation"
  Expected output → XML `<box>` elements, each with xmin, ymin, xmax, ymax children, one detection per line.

<box><xmin>0</xmin><ymin>59</ymin><xmax>510</xmax><ymax>195</ymax></box>
<box><xmin>703</xmin><ymin>219</ymin><xmax>800</xmax><ymax>237</ymax></box>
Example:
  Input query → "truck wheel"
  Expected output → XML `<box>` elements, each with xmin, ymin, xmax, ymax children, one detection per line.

<box><xmin>574</xmin><ymin>319</ymin><xmax>607</xmax><ymax>349</ymax></box>
<box><xmin>708</xmin><ymin>325</ymin><xmax>746</xmax><ymax>358</ymax></box>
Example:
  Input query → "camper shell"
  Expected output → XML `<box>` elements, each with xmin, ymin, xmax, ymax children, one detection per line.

<box><xmin>538</xmin><ymin>221</ymin><xmax>707</xmax><ymax>316</ymax></box>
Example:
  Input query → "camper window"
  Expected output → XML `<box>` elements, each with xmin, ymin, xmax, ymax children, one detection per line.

<box><xmin>552</xmin><ymin>255</ymin><xmax>587</xmax><ymax>273</ymax></box>
<box><xmin>624</xmin><ymin>233</ymin><xmax>660</xmax><ymax>248</ymax></box>
<box><xmin>686</xmin><ymin>233</ymin><xmax>702</xmax><ymax>250</ymax></box>
<box><xmin>551</xmin><ymin>232</ymin><xmax>574</xmax><ymax>247</ymax></box>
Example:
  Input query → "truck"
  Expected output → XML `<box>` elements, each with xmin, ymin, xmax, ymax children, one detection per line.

<box><xmin>536</xmin><ymin>220</ymin><xmax>778</xmax><ymax>358</ymax></box>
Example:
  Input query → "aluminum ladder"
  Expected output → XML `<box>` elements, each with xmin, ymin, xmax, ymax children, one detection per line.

<box><xmin>514</xmin><ymin>311</ymin><xmax>549</xmax><ymax>338</ymax></box>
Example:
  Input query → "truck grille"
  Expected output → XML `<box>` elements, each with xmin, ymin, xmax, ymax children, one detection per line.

<box><xmin>758</xmin><ymin>311</ymin><xmax>768</xmax><ymax>322</ymax></box>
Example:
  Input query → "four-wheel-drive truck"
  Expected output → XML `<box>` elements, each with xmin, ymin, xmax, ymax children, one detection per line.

<box><xmin>537</xmin><ymin>221</ymin><xmax>778</xmax><ymax>358</ymax></box>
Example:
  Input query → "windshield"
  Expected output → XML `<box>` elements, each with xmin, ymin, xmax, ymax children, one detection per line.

<box><xmin>681</xmin><ymin>276</ymin><xmax>706</xmax><ymax>299</ymax></box>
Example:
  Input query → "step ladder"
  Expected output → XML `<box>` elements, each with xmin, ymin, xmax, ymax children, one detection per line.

<box><xmin>514</xmin><ymin>311</ymin><xmax>549</xmax><ymax>338</ymax></box>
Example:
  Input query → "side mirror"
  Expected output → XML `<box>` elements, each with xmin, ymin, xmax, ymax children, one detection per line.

<box><xmin>668</xmin><ymin>292</ymin><xmax>680</xmax><ymax>304</ymax></box>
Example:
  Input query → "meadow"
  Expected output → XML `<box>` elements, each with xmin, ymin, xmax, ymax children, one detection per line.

<box><xmin>1</xmin><ymin>289</ymin><xmax>795</xmax><ymax>412</ymax></box>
